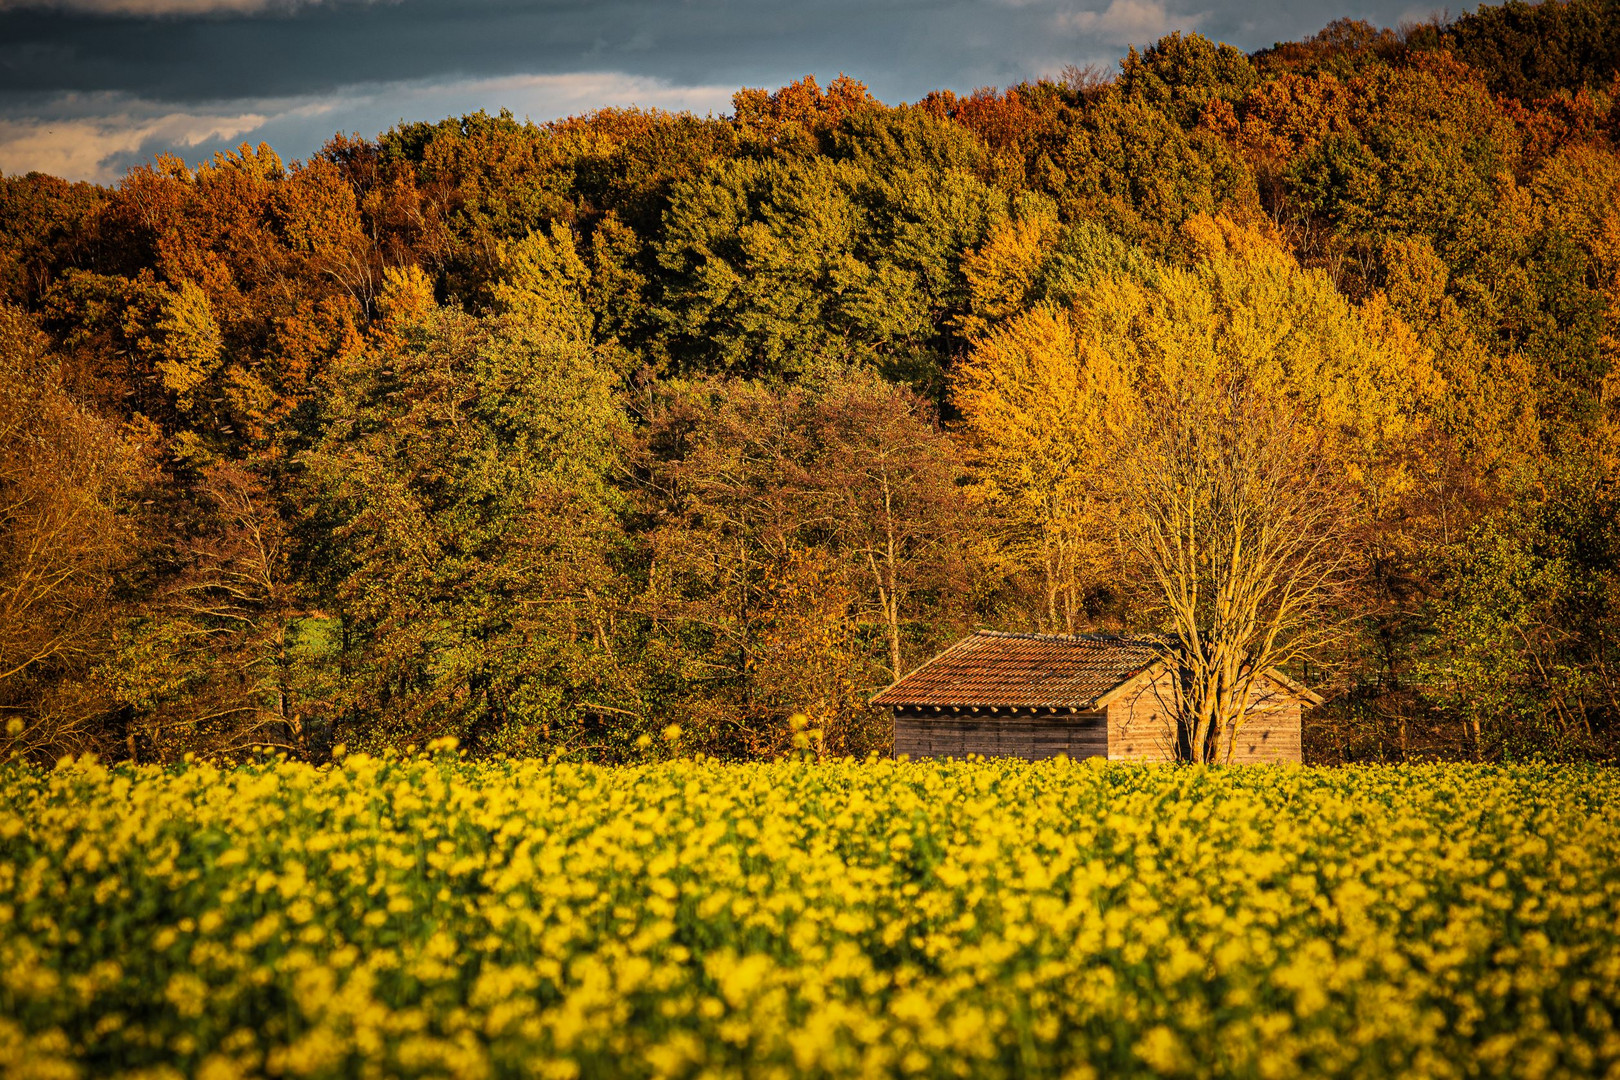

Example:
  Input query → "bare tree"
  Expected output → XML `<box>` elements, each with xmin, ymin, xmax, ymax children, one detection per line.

<box><xmin>817</xmin><ymin>378</ymin><xmax>972</xmax><ymax>683</ymax></box>
<box><xmin>1059</xmin><ymin>63</ymin><xmax>1116</xmax><ymax>101</ymax></box>
<box><xmin>154</xmin><ymin>463</ymin><xmax>310</xmax><ymax>759</ymax></box>
<box><xmin>1119</xmin><ymin>385</ymin><xmax>1351</xmax><ymax>763</ymax></box>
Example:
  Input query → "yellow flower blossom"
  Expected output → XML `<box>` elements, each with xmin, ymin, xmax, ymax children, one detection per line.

<box><xmin>0</xmin><ymin>757</ymin><xmax>1616</xmax><ymax>1078</ymax></box>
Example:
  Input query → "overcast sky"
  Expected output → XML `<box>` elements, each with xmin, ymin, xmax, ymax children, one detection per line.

<box><xmin>0</xmin><ymin>0</ymin><xmax>1442</xmax><ymax>183</ymax></box>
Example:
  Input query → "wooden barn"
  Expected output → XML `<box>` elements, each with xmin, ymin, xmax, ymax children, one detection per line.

<box><xmin>872</xmin><ymin>630</ymin><xmax>1322</xmax><ymax>763</ymax></box>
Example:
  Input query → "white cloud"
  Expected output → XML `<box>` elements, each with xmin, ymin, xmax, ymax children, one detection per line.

<box><xmin>0</xmin><ymin>106</ymin><xmax>267</xmax><ymax>182</ymax></box>
<box><xmin>1056</xmin><ymin>0</ymin><xmax>1203</xmax><ymax>44</ymax></box>
<box><xmin>421</xmin><ymin>71</ymin><xmax>737</xmax><ymax>125</ymax></box>
<box><xmin>0</xmin><ymin>72</ymin><xmax>737</xmax><ymax>183</ymax></box>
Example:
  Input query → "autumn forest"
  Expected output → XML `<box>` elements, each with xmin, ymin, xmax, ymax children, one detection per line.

<box><xmin>3</xmin><ymin>1</ymin><xmax>1618</xmax><ymax>765</ymax></box>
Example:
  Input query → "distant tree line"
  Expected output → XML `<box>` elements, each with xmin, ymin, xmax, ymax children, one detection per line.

<box><xmin>2</xmin><ymin>0</ymin><xmax>1618</xmax><ymax>763</ymax></box>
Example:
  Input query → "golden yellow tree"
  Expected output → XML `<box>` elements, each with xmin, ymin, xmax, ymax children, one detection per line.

<box><xmin>955</xmin><ymin>209</ymin><xmax>1060</xmax><ymax>342</ymax></box>
<box><xmin>147</xmin><ymin>280</ymin><xmax>224</xmax><ymax>414</ymax></box>
<box><xmin>494</xmin><ymin>224</ymin><xmax>594</xmax><ymax>346</ymax></box>
<box><xmin>952</xmin><ymin>302</ymin><xmax>1137</xmax><ymax>631</ymax></box>
<box><xmin>953</xmin><ymin>214</ymin><xmax>1442</xmax><ymax>755</ymax></box>
<box><xmin>1121</xmin><ymin>217</ymin><xmax>1442</xmax><ymax>759</ymax></box>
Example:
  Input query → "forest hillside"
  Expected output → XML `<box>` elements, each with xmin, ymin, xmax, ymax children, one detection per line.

<box><xmin>2</xmin><ymin>1</ymin><xmax>1618</xmax><ymax>764</ymax></box>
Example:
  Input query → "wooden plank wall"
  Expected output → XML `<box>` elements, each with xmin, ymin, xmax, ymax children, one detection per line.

<box><xmin>893</xmin><ymin>711</ymin><xmax>1108</xmax><ymax>761</ymax></box>
<box><xmin>1107</xmin><ymin>669</ymin><xmax>1179</xmax><ymax>762</ymax></box>
<box><xmin>1225</xmin><ymin>691</ymin><xmax>1302</xmax><ymax>763</ymax></box>
<box><xmin>1107</xmin><ymin>670</ymin><xmax>1304</xmax><ymax>763</ymax></box>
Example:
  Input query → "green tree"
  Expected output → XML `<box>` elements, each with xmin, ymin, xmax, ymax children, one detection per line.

<box><xmin>1426</xmin><ymin>463</ymin><xmax>1620</xmax><ymax>758</ymax></box>
<box><xmin>1441</xmin><ymin>0</ymin><xmax>1620</xmax><ymax>100</ymax></box>
<box><xmin>654</xmin><ymin>132</ymin><xmax>1003</xmax><ymax>388</ymax></box>
<box><xmin>1118</xmin><ymin>32</ymin><xmax>1260</xmax><ymax>129</ymax></box>
<box><xmin>1047</xmin><ymin>96</ymin><xmax>1253</xmax><ymax>248</ymax></box>
<box><xmin>303</xmin><ymin>267</ymin><xmax>628</xmax><ymax>753</ymax></box>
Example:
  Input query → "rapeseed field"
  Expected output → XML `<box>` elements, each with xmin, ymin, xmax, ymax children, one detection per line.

<box><xmin>2</xmin><ymin>752</ymin><xmax>1617</xmax><ymax>1079</ymax></box>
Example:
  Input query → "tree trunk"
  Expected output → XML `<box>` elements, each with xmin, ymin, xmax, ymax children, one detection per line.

<box><xmin>883</xmin><ymin>474</ymin><xmax>903</xmax><ymax>681</ymax></box>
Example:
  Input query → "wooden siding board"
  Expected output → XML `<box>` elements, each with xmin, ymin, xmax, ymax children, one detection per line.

<box><xmin>893</xmin><ymin>711</ymin><xmax>1107</xmax><ymax>761</ymax></box>
<box><xmin>1227</xmin><ymin>700</ymin><xmax>1302</xmax><ymax>764</ymax></box>
<box><xmin>1105</xmin><ymin>668</ymin><xmax>1178</xmax><ymax>762</ymax></box>
<box><xmin>1103</xmin><ymin>670</ymin><xmax>1305</xmax><ymax>763</ymax></box>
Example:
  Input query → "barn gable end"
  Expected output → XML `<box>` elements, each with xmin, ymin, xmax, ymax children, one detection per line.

<box><xmin>1102</xmin><ymin>666</ymin><xmax>1305</xmax><ymax>763</ymax></box>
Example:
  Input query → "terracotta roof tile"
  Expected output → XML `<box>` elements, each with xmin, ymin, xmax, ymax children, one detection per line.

<box><xmin>871</xmin><ymin>631</ymin><xmax>1163</xmax><ymax>709</ymax></box>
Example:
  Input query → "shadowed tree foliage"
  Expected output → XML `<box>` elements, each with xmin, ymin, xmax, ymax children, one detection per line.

<box><xmin>628</xmin><ymin>370</ymin><xmax>983</xmax><ymax>757</ymax></box>
<box><xmin>1439</xmin><ymin>0</ymin><xmax>1620</xmax><ymax>101</ymax></box>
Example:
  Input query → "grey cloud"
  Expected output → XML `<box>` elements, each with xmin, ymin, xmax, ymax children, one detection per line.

<box><xmin>0</xmin><ymin>97</ymin><xmax>270</xmax><ymax>179</ymax></box>
<box><xmin>4</xmin><ymin>1</ymin><xmax>1044</xmax><ymax>105</ymax></box>
<box><xmin>0</xmin><ymin>0</ymin><xmax>354</xmax><ymax>13</ymax></box>
<box><xmin>0</xmin><ymin>0</ymin><xmax>1418</xmax><ymax>102</ymax></box>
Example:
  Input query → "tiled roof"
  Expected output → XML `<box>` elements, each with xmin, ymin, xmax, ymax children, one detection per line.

<box><xmin>871</xmin><ymin>631</ymin><xmax>1164</xmax><ymax>709</ymax></box>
